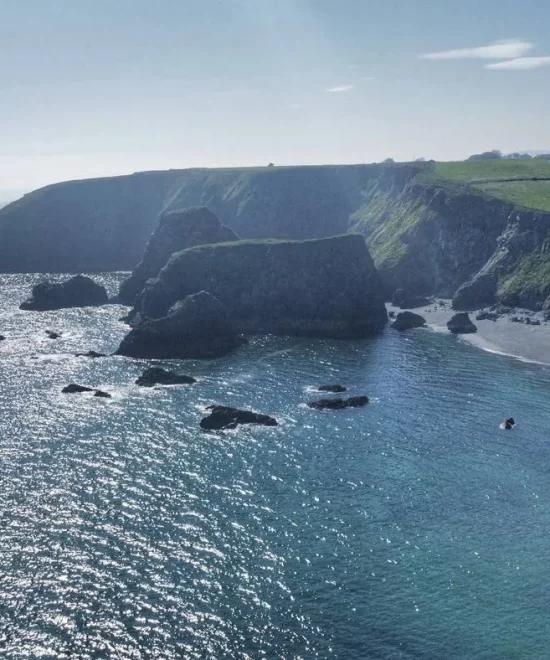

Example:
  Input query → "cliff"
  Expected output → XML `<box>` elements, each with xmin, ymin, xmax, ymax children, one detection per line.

<box><xmin>118</xmin><ymin>206</ymin><xmax>238</xmax><ymax>304</ymax></box>
<box><xmin>1</xmin><ymin>160</ymin><xmax>549</xmax><ymax>309</ymax></box>
<box><xmin>130</xmin><ymin>234</ymin><xmax>388</xmax><ymax>339</ymax></box>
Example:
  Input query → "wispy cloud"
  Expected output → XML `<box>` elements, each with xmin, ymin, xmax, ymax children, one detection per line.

<box><xmin>360</xmin><ymin>76</ymin><xmax>375</xmax><ymax>81</ymax></box>
<box><xmin>325</xmin><ymin>84</ymin><xmax>354</xmax><ymax>93</ymax></box>
<box><xmin>486</xmin><ymin>56</ymin><xmax>550</xmax><ymax>70</ymax></box>
<box><xmin>420</xmin><ymin>39</ymin><xmax>533</xmax><ymax>61</ymax></box>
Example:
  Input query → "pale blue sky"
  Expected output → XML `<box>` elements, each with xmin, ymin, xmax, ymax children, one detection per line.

<box><xmin>1</xmin><ymin>0</ymin><xmax>550</xmax><ymax>197</ymax></box>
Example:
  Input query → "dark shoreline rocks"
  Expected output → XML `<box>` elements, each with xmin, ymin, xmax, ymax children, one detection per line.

<box><xmin>20</xmin><ymin>275</ymin><xmax>108</xmax><ymax>311</ymax></box>
<box><xmin>135</xmin><ymin>367</ymin><xmax>196</xmax><ymax>387</ymax></box>
<box><xmin>307</xmin><ymin>396</ymin><xmax>369</xmax><ymax>410</ymax></box>
<box><xmin>200</xmin><ymin>405</ymin><xmax>278</xmax><ymax>430</ymax></box>
<box><xmin>62</xmin><ymin>383</ymin><xmax>111</xmax><ymax>398</ymax></box>
<box><xmin>447</xmin><ymin>312</ymin><xmax>477</xmax><ymax>334</ymax></box>
<box><xmin>116</xmin><ymin>291</ymin><xmax>246</xmax><ymax>360</ymax></box>
<box><xmin>391</xmin><ymin>311</ymin><xmax>426</xmax><ymax>331</ymax></box>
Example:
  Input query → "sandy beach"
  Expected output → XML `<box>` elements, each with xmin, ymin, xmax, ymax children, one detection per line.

<box><xmin>387</xmin><ymin>301</ymin><xmax>550</xmax><ymax>366</ymax></box>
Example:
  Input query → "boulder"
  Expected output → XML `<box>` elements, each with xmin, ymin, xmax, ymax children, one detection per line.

<box><xmin>62</xmin><ymin>383</ymin><xmax>94</xmax><ymax>394</ymax></box>
<box><xmin>307</xmin><ymin>396</ymin><xmax>369</xmax><ymax>410</ymax></box>
<box><xmin>116</xmin><ymin>291</ymin><xmax>246</xmax><ymax>359</ymax></box>
<box><xmin>200</xmin><ymin>405</ymin><xmax>278</xmax><ymax>430</ymax></box>
<box><xmin>46</xmin><ymin>330</ymin><xmax>61</xmax><ymax>339</ymax></box>
<box><xmin>0</xmin><ymin>335</ymin><xmax>5</xmax><ymax>341</ymax></box>
<box><xmin>75</xmin><ymin>350</ymin><xmax>107</xmax><ymax>358</ymax></box>
<box><xmin>391</xmin><ymin>311</ymin><xmax>426</xmax><ymax>331</ymax></box>
<box><xmin>20</xmin><ymin>275</ymin><xmax>108</xmax><ymax>311</ymax></box>
<box><xmin>118</xmin><ymin>207</ymin><xmax>239</xmax><ymax>305</ymax></box>
<box><xmin>93</xmin><ymin>390</ymin><xmax>112</xmax><ymax>398</ymax></box>
<box><xmin>135</xmin><ymin>367</ymin><xmax>197</xmax><ymax>387</ymax></box>
<box><xmin>475</xmin><ymin>311</ymin><xmax>498</xmax><ymax>321</ymax></box>
<box><xmin>447</xmin><ymin>312</ymin><xmax>477</xmax><ymax>334</ymax></box>
<box><xmin>398</xmin><ymin>296</ymin><xmax>431</xmax><ymax>310</ymax></box>
<box><xmin>317</xmin><ymin>384</ymin><xmax>347</xmax><ymax>393</ymax></box>
<box><xmin>131</xmin><ymin>234</ymin><xmax>388</xmax><ymax>339</ymax></box>
<box><xmin>452</xmin><ymin>272</ymin><xmax>497</xmax><ymax>310</ymax></box>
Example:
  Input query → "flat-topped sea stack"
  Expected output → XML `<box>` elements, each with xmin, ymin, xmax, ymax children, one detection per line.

<box><xmin>117</xmin><ymin>235</ymin><xmax>387</xmax><ymax>358</ymax></box>
<box><xmin>118</xmin><ymin>207</ymin><xmax>239</xmax><ymax>305</ymax></box>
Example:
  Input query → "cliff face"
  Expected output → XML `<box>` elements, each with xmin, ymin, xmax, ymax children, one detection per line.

<box><xmin>132</xmin><ymin>235</ymin><xmax>388</xmax><ymax>339</ymax></box>
<box><xmin>118</xmin><ymin>206</ymin><xmax>238</xmax><ymax>305</ymax></box>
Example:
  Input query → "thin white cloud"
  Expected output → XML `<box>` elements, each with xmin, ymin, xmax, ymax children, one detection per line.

<box><xmin>420</xmin><ymin>39</ymin><xmax>533</xmax><ymax>61</ymax></box>
<box><xmin>486</xmin><ymin>56</ymin><xmax>550</xmax><ymax>70</ymax></box>
<box><xmin>360</xmin><ymin>76</ymin><xmax>375</xmax><ymax>81</ymax></box>
<box><xmin>325</xmin><ymin>84</ymin><xmax>355</xmax><ymax>93</ymax></box>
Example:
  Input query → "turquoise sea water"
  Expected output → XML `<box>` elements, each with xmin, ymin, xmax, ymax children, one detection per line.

<box><xmin>0</xmin><ymin>273</ymin><xmax>550</xmax><ymax>659</ymax></box>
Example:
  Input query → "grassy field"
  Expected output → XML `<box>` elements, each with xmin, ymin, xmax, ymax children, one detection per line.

<box><xmin>473</xmin><ymin>180</ymin><xmax>550</xmax><ymax>213</ymax></box>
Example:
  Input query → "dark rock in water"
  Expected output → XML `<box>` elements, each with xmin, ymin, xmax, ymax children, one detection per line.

<box><xmin>391</xmin><ymin>311</ymin><xmax>426</xmax><ymax>331</ymax></box>
<box><xmin>75</xmin><ymin>350</ymin><xmax>107</xmax><ymax>358</ymax></box>
<box><xmin>0</xmin><ymin>335</ymin><xmax>5</xmax><ymax>341</ymax></box>
<box><xmin>307</xmin><ymin>396</ymin><xmax>369</xmax><ymax>410</ymax></box>
<box><xmin>62</xmin><ymin>383</ymin><xmax>94</xmax><ymax>394</ymax></box>
<box><xmin>200</xmin><ymin>405</ymin><xmax>278</xmax><ymax>430</ymax></box>
<box><xmin>317</xmin><ymin>384</ymin><xmax>347</xmax><ymax>393</ymax></box>
<box><xmin>452</xmin><ymin>272</ymin><xmax>497</xmax><ymax>310</ymax></box>
<box><xmin>131</xmin><ymin>234</ymin><xmax>387</xmax><ymax>339</ymax></box>
<box><xmin>116</xmin><ymin>291</ymin><xmax>246</xmax><ymax>359</ymax></box>
<box><xmin>447</xmin><ymin>312</ymin><xmax>477</xmax><ymax>334</ymax></box>
<box><xmin>93</xmin><ymin>389</ymin><xmax>112</xmax><ymax>398</ymax></box>
<box><xmin>398</xmin><ymin>296</ymin><xmax>430</xmax><ymax>310</ymax></box>
<box><xmin>475</xmin><ymin>311</ymin><xmax>498</xmax><ymax>321</ymax></box>
<box><xmin>136</xmin><ymin>367</ymin><xmax>196</xmax><ymax>387</ymax></box>
<box><xmin>531</xmin><ymin>319</ymin><xmax>541</xmax><ymax>326</ymax></box>
<box><xmin>388</xmin><ymin>310</ymin><xmax>396</xmax><ymax>318</ymax></box>
<box><xmin>20</xmin><ymin>275</ymin><xmax>108</xmax><ymax>311</ymax></box>
<box><xmin>504</xmin><ymin>417</ymin><xmax>516</xmax><ymax>430</ymax></box>
<box><xmin>118</xmin><ymin>207</ymin><xmax>239</xmax><ymax>305</ymax></box>
<box><xmin>46</xmin><ymin>330</ymin><xmax>61</xmax><ymax>339</ymax></box>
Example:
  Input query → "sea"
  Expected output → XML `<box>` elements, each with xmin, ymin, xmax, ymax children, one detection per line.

<box><xmin>1</xmin><ymin>273</ymin><xmax>549</xmax><ymax>659</ymax></box>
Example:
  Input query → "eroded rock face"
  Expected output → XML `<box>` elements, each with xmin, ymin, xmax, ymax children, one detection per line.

<box><xmin>20</xmin><ymin>275</ymin><xmax>108</xmax><ymax>311</ymax></box>
<box><xmin>135</xmin><ymin>367</ymin><xmax>196</xmax><ymax>387</ymax></box>
<box><xmin>391</xmin><ymin>311</ymin><xmax>426</xmax><ymax>331</ymax></box>
<box><xmin>116</xmin><ymin>291</ymin><xmax>246</xmax><ymax>359</ymax></box>
<box><xmin>307</xmin><ymin>396</ymin><xmax>369</xmax><ymax>410</ymax></box>
<box><xmin>543</xmin><ymin>295</ymin><xmax>550</xmax><ymax>321</ymax></box>
<box><xmin>118</xmin><ymin>207</ymin><xmax>239</xmax><ymax>305</ymax></box>
<box><xmin>447</xmin><ymin>312</ymin><xmax>477</xmax><ymax>334</ymax></box>
<box><xmin>452</xmin><ymin>272</ymin><xmax>497</xmax><ymax>310</ymax></box>
<box><xmin>200</xmin><ymin>406</ymin><xmax>278</xmax><ymax>430</ymax></box>
<box><xmin>130</xmin><ymin>234</ymin><xmax>388</xmax><ymax>339</ymax></box>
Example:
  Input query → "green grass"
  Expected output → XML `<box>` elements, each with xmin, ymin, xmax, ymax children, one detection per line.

<box><xmin>500</xmin><ymin>253</ymin><xmax>550</xmax><ymax>297</ymax></box>
<box><xmin>473</xmin><ymin>181</ymin><xmax>550</xmax><ymax>213</ymax></box>
<box><xmin>424</xmin><ymin>159</ymin><xmax>550</xmax><ymax>184</ymax></box>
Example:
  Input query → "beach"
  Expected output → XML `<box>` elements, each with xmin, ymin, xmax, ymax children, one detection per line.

<box><xmin>388</xmin><ymin>301</ymin><xmax>550</xmax><ymax>365</ymax></box>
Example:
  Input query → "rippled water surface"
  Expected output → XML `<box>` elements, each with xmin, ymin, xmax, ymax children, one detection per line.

<box><xmin>1</xmin><ymin>273</ymin><xmax>550</xmax><ymax>659</ymax></box>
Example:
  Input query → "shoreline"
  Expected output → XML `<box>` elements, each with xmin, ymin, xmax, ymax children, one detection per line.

<box><xmin>387</xmin><ymin>301</ymin><xmax>550</xmax><ymax>366</ymax></box>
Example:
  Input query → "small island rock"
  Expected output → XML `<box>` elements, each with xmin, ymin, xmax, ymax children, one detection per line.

<box><xmin>447</xmin><ymin>312</ymin><xmax>477</xmax><ymax>334</ymax></box>
<box><xmin>62</xmin><ymin>383</ymin><xmax>94</xmax><ymax>394</ymax></box>
<box><xmin>307</xmin><ymin>396</ymin><xmax>369</xmax><ymax>410</ymax></box>
<box><xmin>200</xmin><ymin>405</ymin><xmax>278</xmax><ymax>430</ymax></box>
<box><xmin>75</xmin><ymin>350</ymin><xmax>107</xmax><ymax>358</ymax></box>
<box><xmin>391</xmin><ymin>311</ymin><xmax>426</xmax><ymax>331</ymax></box>
<box><xmin>136</xmin><ymin>367</ymin><xmax>197</xmax><ymax>387</ymax></box>
<box><xmin>21</xmin><ymin>275</ymin><xmax>108</xmax><ymax>311</ymax></box>
<box><xmin>93</xmin><ymin>390</ymin><xmax>112</xmax><ymax>398</ymax></box>
<box><xmin>317</xmin><ymin>384</ymin><xmax>347</xmax><ymax>393</ymax></box>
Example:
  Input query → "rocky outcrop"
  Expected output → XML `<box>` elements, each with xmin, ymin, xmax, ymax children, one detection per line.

<box><xmin>452</xmin><ymin>272</ymin><xmax>498</xmax><ymax>310</ymax></box>
<box><xmin>391</xmin><ymin>289</ymin><xmax>430</xmax><ymax>309</ymax></box>
<box><xmin>20</xmin><ymin>275</ymin><xmax>108</xmax><ymax>311</ymax></box>
<box><xmin>62</xmin><ymin>383</ymin><xmax>110</xmax><ymax>397</ymax></box>
<box><xmin>200</xmin><ymin>405</ymin><xmax>278</xmax><ymax>430</ymax></box>
<box><xmin>116</xmin><ymin>291</ymin><xmax>245</xmax><ymax>359</ymax></box>
<box><xmin>391</xmin><ymin>311</ymin><xmax>426</xmax><ymax>331</ymax></box>
<box><xmin>317</xmin><ymin>384</ymin><xmax>347</xmax><ymax>393</ymax></box>
<box><xmin>135</xmin><ymin>367</ymin><xmax>196</xmax><ymax>387</ymax></box>
<box><xmin>447</xmin><ymin>312</ymin><xmax>477</xmax><ymax>334</ymax></box>
<box><xmin>307</xmin><ymin>396</ymin><xmax>369</xmax><ymax>410</ymax></box>
<box><xmin>543</xmin><ymin>295</ymin><xmax>550</xmax><ymax>320</ymax></box>
<box><xmin>75</xmin><ymin>350</ymin><xmax>107</xmax><ymax>358</ymax></box>
<box><xmin>118</xmin><ymin>207</ymin><xmax>239</xmax><ymax>305</ymax></box>
<box><xmin>132</xmin><ymin>235</ymin><xmax>387</xmax><ymax>339</ymax></box>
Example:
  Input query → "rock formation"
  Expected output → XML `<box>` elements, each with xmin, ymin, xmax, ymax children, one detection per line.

<box><xmin>307</xmin><ymin>396</ymin><xmax>369</xmax><ymax>410</ymax></box>
<box><xmin>452</xmin><ymin>273</ymin><xmax>497</xmax><ymax>310</ymax></box>
<box><xmin>20</xmin><ymin>275</ymin><xmax>108</xmax><ymax>311</ymax></box>
<box><xmin>317</xmin><ymin>384</ymin><xmax>347</xmax><ymax>393</ymax></box>
<box><xmin>116</xmin><ymin>291</ymin><xmax>246</xmax><ymax>359</ymax></box>
<box><xmin>391</xmin><ymin>311</ymin><xmax>426</xmax><ymax>331</ymax></box>
<box><xmin>129</xmin><ymin>234</ymin><xmax>387</xmax><ymax>340</ymax></box>
<box><xmin>447</xmin><ymin>312</ymin><xmax>477</xmax><ymax>334</ymax></box>
<box><xmin>200</xmin><ymin>405</ymin><xmax>278</xmax><ymax>430</ymax></box>
<box><xmin>135</xmin><ymin>367</ymin><xmax>196</xmax><ymax>387</ymax></box>
<box><xmin>118</xmin><ymin>207</ymin><xmax>239</xmax><ymax>305</ymax></box>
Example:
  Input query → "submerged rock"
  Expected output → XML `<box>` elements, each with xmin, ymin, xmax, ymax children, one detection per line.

<box><xmin>391</xmin><ymin>311</ymin><xmax>426</xmax><ymax>331</ymax></box>
<box><xmin>93</xmin><ymin>390</ymin><xmax>112</xmax><ymax>398</ymax></box>
<box><xmin>0</xmin><ymin>335</ymin><xmax>5</xmax><ymax>341</ymax></box>
<box><xmin>62</xmin><ymin>383</ymin><xmax>94</xmax><ymax>394</ymax></box>
<box><xmin>20</xmin><ymin>275</ymin><xmax>108</xmax><ymax>311</ymax></box>
<box><xmin>46</xmin><ymin>330</ymin><xmax>61</xmax><ymax>339</ymax></box>
<box><xmin>307</xmin><ymin>396</ymin><xmax>369</xmax><ymax>410</ymax></box>
<box><xmin>118</xmin><ymin>207</ymin><xmax>239</xmax><ymax>305</ymax></box>
<box><xmin>447</xmin><ymin>312</ymin><xmax>477</xmax><ymax>334</ymax></box>
<box><xmin>200</xmin><ymin>405</ymin><xmax>278</xmax><ymax>430</ymax></box>
<box><xmin>317</xmin><ymin>384</ymin><xmax>347</xmax><ymax>393</ymax></box>
<box><xmin>116</xmin><ymin>291</ymin><xmax>246</xmax><ymax>359</ymax></box>
<box><xmin>75</xmin><ymin>350</ymin><xmax>107</xmax><ymax>358</ymax></box>
<box><xmin>135</xmin><ymin>367</ymin><xmax>196</xmax><ymax>387</ymax></box>
<box><xmin>504</xmin><ymin>417</ymin><xmax>516</xmax><ymax>430</ymax></box>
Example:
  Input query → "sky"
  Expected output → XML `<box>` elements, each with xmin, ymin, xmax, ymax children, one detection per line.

<box><xmin>1</xmin><ymin>0</ymin><xmax>550</xmax><ymax>198</ymax></box>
